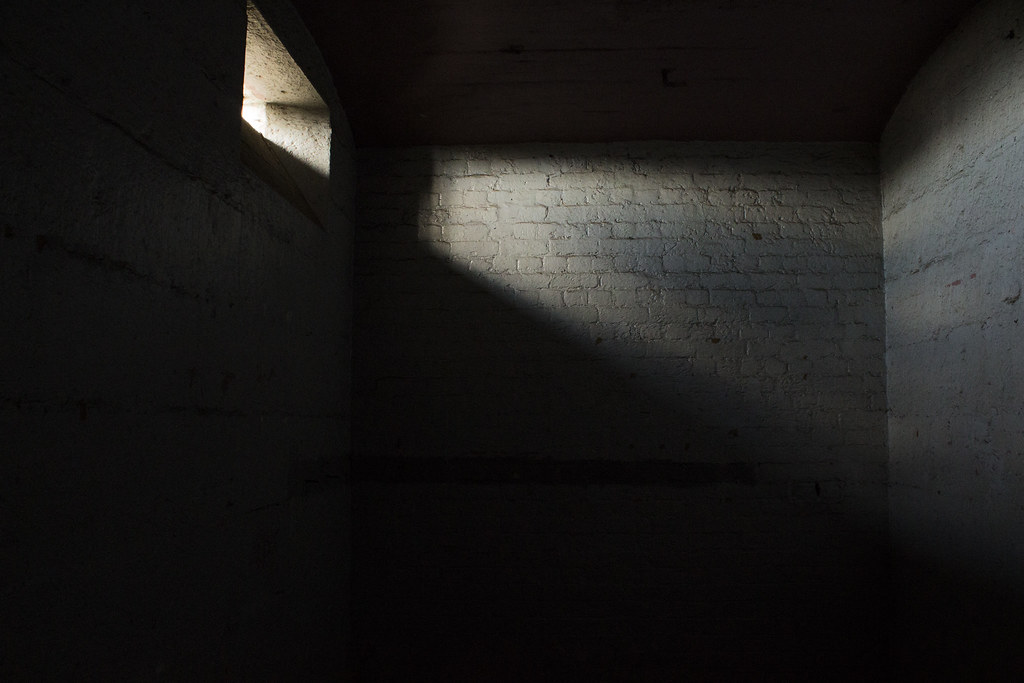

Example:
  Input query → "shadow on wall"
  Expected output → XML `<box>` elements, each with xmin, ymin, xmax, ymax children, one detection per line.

<box><xmin>352</xmin><ymin>149</ymin><xmax>893</xmax><ymax>680</ymax></box>
<box><xmin>357</xmin><ymin>144</ymin><xmax>887</xmax><ymax>468</ymax></box>
<box><xmin>887</xmin><ymin>544</ymin><xmax>1024</xmax><ymax>682</ymax></box>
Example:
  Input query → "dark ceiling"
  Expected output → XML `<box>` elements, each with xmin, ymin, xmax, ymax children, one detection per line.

<box><xmin>290</xmin><ymin>0</ymin><xmax>978</xmax><ymax>147</ymax></box>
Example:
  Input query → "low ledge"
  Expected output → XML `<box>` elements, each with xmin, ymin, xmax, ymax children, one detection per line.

<box><xmin>352</xmin><ymin>456</ymin><xmax>757</xmax><ymax>487</ymax></box>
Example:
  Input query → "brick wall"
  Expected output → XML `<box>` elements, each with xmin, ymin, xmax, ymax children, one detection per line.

<box><xmin>882</xmin><ymin>0</ymin><xmax>1024</xmax><ymax>675</ymax></box>
<box><xmin>354</xmin><ymin>142</ymin><xmax>888</xmax><ymax>678</ymax></box>
<box><xmin>0</xmin><ymin>0</ymin><xmax>353</xmax><ymax>676</ymax></box>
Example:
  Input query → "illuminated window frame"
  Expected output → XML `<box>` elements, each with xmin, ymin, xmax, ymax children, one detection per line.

<box><xmin>241</xmin><ymin>1</ymin><xmax>331</xmax><ymax>226</ymax></box>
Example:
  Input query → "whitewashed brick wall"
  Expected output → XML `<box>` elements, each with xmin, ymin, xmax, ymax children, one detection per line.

<box><xmin>358</xmin><ymin>142</ymin><xmax>885</xmax><ymax>480</ymax></box>
<box><xmin>352</xmin><ymin>141</ymin><xmax>889</xmax><ymax>677</ymax></box>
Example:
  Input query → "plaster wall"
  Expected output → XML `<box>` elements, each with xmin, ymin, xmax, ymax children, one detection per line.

<box><xmin>0</xmin><ymin>0</ymin><xmax>353</xmax><ymax>677</ymax></box>
<box><xmin>354</xmin><ymin>142</ymin><xmax>888</xmax><ymax>678</ymax></box>
<box><xmin>881</xmin><ymin>0</ymin><xmax>1024</xmax><ymax>675</ymax></box>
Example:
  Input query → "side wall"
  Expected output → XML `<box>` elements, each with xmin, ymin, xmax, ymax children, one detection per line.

<box><xmin>0</xmin><ymin>0</ymin><xmax>353</xmax><ymax>677</ymax></box>
<box><xmin>881</xmin><ymin>0</ymin><xmax>1024</xmax><ymax>676</ymax></box>
<box><xmin>355</xmin><ymin>142</ymin><xmax>887</xmax><ymax>678</ymax></box>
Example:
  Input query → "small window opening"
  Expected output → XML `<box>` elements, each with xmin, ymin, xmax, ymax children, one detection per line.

<box><xmin>242</xmin><ymin>1</ymin><xmax>330</xmax><ymax>226</ymax></box>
